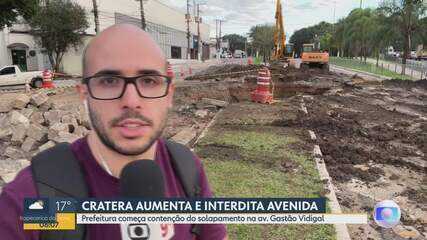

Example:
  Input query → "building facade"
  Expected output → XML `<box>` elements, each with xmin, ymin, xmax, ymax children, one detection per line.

<box><xmin>0</xmin><ymin>0</ymin><xmax>211</xmax><ymax>75</ymax></box>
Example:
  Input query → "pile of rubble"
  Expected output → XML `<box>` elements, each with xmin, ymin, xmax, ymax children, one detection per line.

<box><xmin>0</xmin><ymin>91</ymin><xmax>89</xmax><ymax>184</ymax></box>
<box><xmin>164</xmin><ymin>98</ymin><xmax>228</xmax><ymax>144</ymax></box>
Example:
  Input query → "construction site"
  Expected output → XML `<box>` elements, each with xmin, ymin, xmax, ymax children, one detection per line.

<box><xmin>0</xmin><ymin>0</ymin><xmax>426</xmax><ymax>239</ymax></box>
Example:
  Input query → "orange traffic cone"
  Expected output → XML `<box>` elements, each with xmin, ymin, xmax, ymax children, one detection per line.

<box><xmin>167</xmin><ymin>63</ymin><xmax>174</xmax><ymax>80</ymax></box>
<box><xmin>251</xmin><ymin>67</ymin><xmax>273</xmax><ymax>104</ymax></box>
<box><xmin>42</xmin><ymin>70</ymin><xmax>54</xmax><ymax>88</ymax></box>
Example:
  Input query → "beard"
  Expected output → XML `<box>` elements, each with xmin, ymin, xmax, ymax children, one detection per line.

<box><xmin>87</xmin><ymin>102</ymin><xmax>168</xmax><ymax>156</ymax></box>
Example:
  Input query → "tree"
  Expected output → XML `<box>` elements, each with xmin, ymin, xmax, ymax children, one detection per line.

<box><xmin>332</xmin><ymin>18</ymin><xmax>346</xmax><ymax>57</ymax></box>
<box><xmin>222</xmin><ymin>34</ymin><xmax>246</xmax><ymax>53</ymax></box>
<box><xmin>0</xmin><ymin>0</ymin><xmax>39</xmax><ymax>29</ymax></box>
<box><xmin>380</xmin><ymin>0</ymin><xmax>427</xmax><ymax>74</ymax></box>
<box><xmin>249</xmin><ymin>24</ymin><xmax>275</xmax><ymax>62</ymax></box>
<box><xmin>369</xmin><ymin>10</ymin><xmax>396</xmax><ymax>66</ymax></box>
<box><xmin>289</xmin><ymin>21</ymin><xmax>333</xmax><ymax>56</ymax></box>
<box><xmin>413</xmin><ymin>17</ymin><xmax>427</xmax><ymax>45</ymax></box>
<box><xmin>343</xmin><ymin>9</ymin><xmax>375</xmax><ymax>62</ymax></box>
<box><xmin>320</xmin><ymin>33</ymin><xmax>333</xmax><ymax>53</ymax></box>
<box><xmin>29</xmin><ymin>0</ymin><xmax>89</xmax><ymax>72</ymax></box>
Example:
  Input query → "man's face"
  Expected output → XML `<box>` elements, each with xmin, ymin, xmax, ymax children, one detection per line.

<box><xmin>80</xmin><ymin>28</ymin><xmax>174</xmax><ymax>156</ymax></box>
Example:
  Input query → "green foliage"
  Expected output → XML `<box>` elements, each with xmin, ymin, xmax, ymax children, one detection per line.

<box><xmin>289</xmin><ymin>21</ymin><xmax>333</xmax><ymax>55</ymax></box>
<box><xmin>320</xmin><ymin>33</ymin><xmax>333</xmax><ymax>52</ymax></box>
<box><xmin>413</xmin><ymin>17</ymin><xmax>427</xmax><ymax>45</ymax></box>
<box><xmin>0</xmin><ymin>0</ymin><xmax>39</xmax><ymax>28</ymax></box>
<box><xmin>222</xmin><ymin>34</ymin><xmax>247</xmax><ymax>53</ymax></box>
<box><xmin>29</xmin><ymin>0</ymin><xmax>89</xmax><ymax>72</ymax></box>
<box><xmin>290</xmin><ymin>1</ymin><xmax>426</xmax><ymax>64</ymax></box>
<box><xmin>196</xmin><ymin>127</ymin><xmax>336</xmax><ymax>239</ymax></box>
<box><xmin>378</xmin><ymin>0</ymin><xmax>426</xmax><ymax>70</ymax></box>
<box><xmin>248</xmin><ymin>24</ymin><xmax>275</xmax><ymax>62</ymax></box>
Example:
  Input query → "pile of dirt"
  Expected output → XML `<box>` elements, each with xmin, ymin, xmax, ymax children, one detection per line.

<box><xmin>186</xmin><ymin>64</ymin><xmax>261</xmax><ymax>80</ymax></box>
<box><xmin>269</xmin><ymin>62</ymin><xmax>332</xmax><ymax>83</ymax></box>
<box><xmin>284</xmin><ymin>94</ymin><xmax>425</xmax><ymax>183</ymax></box>
<box><xmin>383</xmin><ymin>79</ymin><xmax>427</xmax><ymax>89</ymax></box>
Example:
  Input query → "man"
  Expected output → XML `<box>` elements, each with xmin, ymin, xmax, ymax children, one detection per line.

<box><xmin>0</xmin><ymin>24</ymin><xmax>227</xmax><ymax>240</ymax></box>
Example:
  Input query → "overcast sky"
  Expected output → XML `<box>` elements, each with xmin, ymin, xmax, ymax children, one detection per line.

<box><xmin>159</xmin><ymin>0</ymin><xmax>382</xmax><ymax>39</ymax></box>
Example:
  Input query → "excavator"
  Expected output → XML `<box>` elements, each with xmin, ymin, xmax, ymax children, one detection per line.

<box><xmin>272</xmin><ymin>0</ymin><xmax>294</xmax><ymax>61</ymax></box>
<box><xmin>300</xmin><ymin>35</ymin><xmax>330</xmax><ymax>71</ymax></box>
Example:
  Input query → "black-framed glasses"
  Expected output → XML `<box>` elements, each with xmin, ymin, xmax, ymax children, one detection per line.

<box><xmin>82</xmin><ymin>74</ymin><xmax>172</xmax><ymax>100</ymax></box>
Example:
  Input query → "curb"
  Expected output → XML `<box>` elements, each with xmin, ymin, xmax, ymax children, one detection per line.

<box><xmin>300</xmin><ymin>96</ymin><xmax>351</xmax><ymax>240</ymax></box>
<box><xmin>191</xmin><ymin>109</ymin><xmax>224</xmax><ymax>151</ymax></box>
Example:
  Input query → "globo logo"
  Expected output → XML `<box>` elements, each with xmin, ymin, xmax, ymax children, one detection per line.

<box><xmin>373</xmin><ymin>200</ymin><xmax>401</xmax><ymax>228</ymax></box>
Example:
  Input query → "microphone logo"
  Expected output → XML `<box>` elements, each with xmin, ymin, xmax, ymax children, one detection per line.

<box><xmin>127</xmin><ymin>224</ymin><xmax>150</xmax><ymax>240</ymax></box>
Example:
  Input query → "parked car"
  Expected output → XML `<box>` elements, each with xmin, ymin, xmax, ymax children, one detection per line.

<box><xmin>0</xmin><ymin>65</ymin><xmax>44</xmax><ymax>88</ymax></box>
<box><xmin>233</xmin><ymin>50</ymin><xmax>247</xmax><ymax>58</ymax></box>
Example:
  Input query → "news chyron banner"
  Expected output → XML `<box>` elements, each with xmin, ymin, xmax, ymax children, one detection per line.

<box><xmin>23</xmin><ymin>198</ymin><xmax>367</xmax><ymax>230</ymax></box>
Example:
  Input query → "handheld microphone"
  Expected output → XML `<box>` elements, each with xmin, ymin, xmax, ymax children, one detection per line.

<box><xmin>119</xmin><ymin>160</ymin><xmax>174</xmax><ymax>240</ymax></box>
<box><xmin>119</xmin><ymin>160</ymin><xmax>165</xmax><ymax>198</ymax></box>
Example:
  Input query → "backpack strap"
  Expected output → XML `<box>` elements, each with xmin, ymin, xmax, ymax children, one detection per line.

<box><xmin>165</xmin><ymin>140</ymin><xmax>202</xmax><ymax>237</ymax></box>
<box><xmin>31</xmin><ymin>142</ymin><xmax>88</xmax><ymax>240</ymax></box>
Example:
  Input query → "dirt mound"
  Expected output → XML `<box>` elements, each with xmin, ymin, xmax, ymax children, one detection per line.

<box><xmin>269</xmin><ymin>61</ymin><xmax>333</xmax><ymax>83</ymax></box>
<box><xmin>281</xmin><ymin>94</ymin><xmax>426</xmax><ymax>183</ymax></box>
<box><xmin>186</xmin><ymin>64</ymin><xmax>260</xmax><ymax>80</ymax></box>
<box><xmin>383</xmin><ymin>79</ymin><xmax>427</xmax><ymax>89</ymax></box>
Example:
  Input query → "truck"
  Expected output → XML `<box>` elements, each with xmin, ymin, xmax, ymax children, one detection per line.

<box><xmin>0</xmin><ymin>65</ymin><xmax>44</xmax><ymax>88</ymax></box>
<box><xmin>416</xmin><ymin>44</ymin><xmax>427</xmax><ymax>60</ymax></box>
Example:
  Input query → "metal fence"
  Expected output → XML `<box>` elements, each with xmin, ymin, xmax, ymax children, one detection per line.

<box><xmin>384</xmin><ymin>55</ymin><xmax>427</xmax><ymax>73</ymax></box>
<box><xmin>330</xmin><ymin>57</ymin><xmax>427</xmax><ymax>80</ymax></box>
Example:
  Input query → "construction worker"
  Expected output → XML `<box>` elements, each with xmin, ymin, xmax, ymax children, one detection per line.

<box><xmin>0</xmin><ymin>24</ymin><xmax>228</xmax><ymax>240</ymax></box>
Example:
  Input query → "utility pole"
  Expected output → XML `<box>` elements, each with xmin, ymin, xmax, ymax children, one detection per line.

<box><xmin>219</xmin><ymin>20</ymin><xmax>222</xmax><ymax>46</ymax></box>
<box><xmin>360</xmin><ymin>0</ymin><xmax>363</xmax><ymax>9</ymax></box>
<box><xmin>215</xmin><ymin>19</ymin><xmax>219</xmax><ymax>53</ymax></box>
<box><xmin>333</xmin><ymin>1</ymin><xmax>336</xmax><ymax>25</ymax></box>
<box><xmin>196</xmin><ymin>4</ymin><xmax>201</xmax><ymax>61</ymax></box>
<box><xmin>136</xmin><ymin>0</ymin><xmax>146</xmax><ymax>30</ymax></box>
<box><xmin>219</xmin><ymin>20</ymin><xmax>224</xmax><ymax>52</ymax></box>
<box><xmin>186</xmin><ymin>0</ymin><xmax>191</xmax><ymax>59</ymax></box>
<box><xmin>92</xmin><ymin>0</ymin><xmax>99</xmax><ymax>34</ymax></box>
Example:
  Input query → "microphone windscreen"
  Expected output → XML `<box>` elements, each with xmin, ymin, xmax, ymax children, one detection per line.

<box><xmin>119</xmin><ymin>160</ymin><xmax>165</xmax><ymax>198</ymax></box>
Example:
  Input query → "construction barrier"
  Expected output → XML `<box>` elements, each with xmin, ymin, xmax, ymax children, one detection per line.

<box><xmin>42</xmin><ymin>70</ymin><xmax>54</xmax><ymax>89</ymax></box>
<box><xmin>251</xmin><ymin>67</ymin><xmax>273</xmax><ymax>104</ymax></box>
<box><xmin>167</xmin><ymin>63</ymin><xmax>174</xmax><ymax>80</ymax></box>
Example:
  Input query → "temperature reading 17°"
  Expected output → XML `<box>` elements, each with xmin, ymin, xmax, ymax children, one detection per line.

<box><xmin>56</xmin><ymin>200</ymin><xmax>71</xmax><ymax>211</ymax></box>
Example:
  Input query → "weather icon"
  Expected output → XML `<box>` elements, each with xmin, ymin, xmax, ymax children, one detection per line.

<box><xmin>28</xmin><ymin>200</ymin><xmax>45</xmax><ymax>210</ymax></box>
